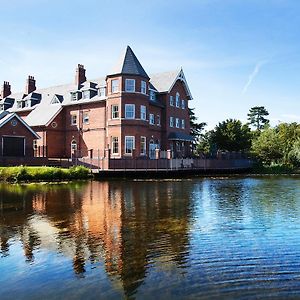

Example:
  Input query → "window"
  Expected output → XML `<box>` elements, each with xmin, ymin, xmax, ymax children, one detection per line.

<box><xmin>140</xmin><ymin>136</ymin><xmax>146</xmax><ymax>155</ymax></box>
<box><xmin>170</xmin><ymin>116</ymin><xmax>174</xmax><ymax>127</ymax></box>
<box><xmin>112</xmin><ymin>137</ymin><xmax>119</xmax><ymax>154</ymax></box>
<box><xmin>83</xmin><ymin>112</ymin><xmax>89</xmax><ymax>124</ymax></box>
<box><xmin>140</xmin><ymin>105</ymin><xmax>146</xmax><ymax>120</ymax></box>
<box><xmin>176</xmin><ymin>92</ymin><xmax>180</xmax><ymax>107</ymax></box>
<box><xmin>181</xmin><ymin>99</ymin><xmax>185</xmax><ymax>109</ymax></box>
<box><xmin>176</xmin><ymin>118</ymin><xmax>180</xmax><ymax>128</ymax></box>
<box><xmin>150</xmin><ymin>90</ymin><xmax>156</xmax><ymax>101</ymax></box>
<box><xmin>24</xmin><ymin>100</ymin><xmax>30</xmax><ymax>108</ymax></box>
<box><xmin>170</xmin><ymin>96</ymin><xmax>174</xmax><ymax>106</ymax></box>
<box><xmin>141</xmin><ymin>81</ymin><xmax>147</xmax><ymax>94</ymax></box>
<box><xmin>125</xmin><ymin>104</ymin><xmax>135</xmax><ymax>119</ymax></box>
<box><xmin>125</xmin><ymin>79</ymin><xmax>135</xmax><ymax>92</ymax></box>
<box><xmin>111</xmin><ymin>105</ymin><xmax>119</xmax><ymax>119</ymax></box>
<box><xmin>83</xmin><ymin>90</ymin><xmax>90</xmax><ymax>99</ymax></box>
<box><xmin>125</xmin><ymin>136</ymin><xmax>135</xmax><ymax>155</ymax></box>
<box><xmin>181</xmin><ymin>119</ymin><xmax>185</xmax><ymax>129</ymax></box>
<box><xmin>99</xmin><ymin>87</ymin><xmax>106</xmax><ymax>97</ymax></box>
<box><xmin>71</xmin><ymin>140</ymin><xmax>77</xmax><ymax>151</ymax></box>
<box><xmin>157</xmin><ymin>115</ymin><xmax>160</xmax><ymax>126</ymax></box>
<box><xmin>71</xmin><ymin>114</ymin><xmax>77</xmax><ymax>125</ymax></box>
<box><xmin>111</xmin><ymin>79</ymin><xmax>119</xmax><ymax>93</ymax></box>
<box><xmin>17</xmin><ymin>101</ymin><xmax>22</xmax><ymax>109</ymax></box>
<box><xmin>71</xmin><ymin>92</ymin><xmax>77</xmax><ymax>101</ymax></box>
<box><xmin>149</xmin><ymin>113</ymin><xmax>155</xmax><ymax>125</ymax></box>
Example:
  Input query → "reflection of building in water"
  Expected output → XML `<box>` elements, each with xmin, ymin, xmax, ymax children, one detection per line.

<box><xmin>0</xmin><ymin>180</ymin><xmax>192</xmax><ymax>298</ymax></box>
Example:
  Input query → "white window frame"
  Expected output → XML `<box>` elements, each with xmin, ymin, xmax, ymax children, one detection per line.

<box><xmin>150</xmin><ymin>90</ymin><xmax>156</xmax><ymax>101</ymax></box>
<box><xmin>71</xmin><ymin>140</ymin><xmax>77</xmax><ymax>151</ymax></box>
<box><xmin>141</xmin><ymin>81</ymin><xmax>147</xmax><ymax>94</ymax></box>
<box><xmin>83</xmin><ymin>90</ymin><xmax>90</xmax><ymax>99</ymax></box>
<box><xmin>71</xmin><ymin>92</ymin><xmax>77</xmax><ymax>101</ymax></box>
<box><xmin>83</xmin><ymin>112</ymin><xmax>89</xmax><ymax>124</ymax></box>
<box><xmin>111</xmin><ymin>79</ymin><xmax>119</xmax><ymax>93</ymax></box>
<box><xmin>71</xmin><ymin>114</ymin><xmax>77</xmax><ymax>125</ymax></box>
<box><xmin>125</xmin><ymin>104</ymin><xmax>135</xmax><ymax>119</ymax></box>
<box><xmin>125</xmin><ymin>79</ymin><xmax>135</xmax><ymax>92</ymax></box>
<box><xmin>157</xmin><ymin>114</ymin><xmax>160</xmax><ymax>126</ymax></box>
<box><xmin>140</xmin><ymin>105</ymin><xmax>146</xmax><ymax>120</ymax></box>
<box><xmin>99</xmin><ymin>87</ymin><xmax>106</xmax><ymax>97</ymax></box>
<box><xmin>170</xmin><ymin>117</ymin><xmax>174</xmax><ymax>127</ymax></box>
<box><xmin>176</xmin><ymin>117</ymin><xmax>180</xmax><ymax>128</ymax></box>
<box><xmin>181</xmin><ymin>99</ymin><xmax>185</xmax><ymax>109</ymax></box>
<box><xmin>112</xmin><ymin>137</ymin><xmax>119</xmax><ymax>154</ymax></box>
<box><xmin>181</xmin><ymin>119</ymin><xmax>185</xmax><ymax>129</ymax></box>
<box><xmin>149</xmin><ymin>113</ymin><xmax>155</xmax><ymax>125</ymax></box>
<box><xmin>125</xmin><ymin>136</ymin><xmax>135</xmax><ymax>155</ymax></box>
<box><xmin>140</xmin><ymin>136</ymin><xmax>146</xmax><ymax>155</ymax></box>
<box><xmin>170</xmin><ymin>96</ymin><xmax>174</xmax><ymax>106</ymax></box>
<box><xmin>176</xmin><ymin>92</ymin><xmax>180</xmax><ymax>108</ymax></box>
<box><xmin>111</xmin><ymin>105</ymin><xmax>119</xmax><ymax>119</ymax></box>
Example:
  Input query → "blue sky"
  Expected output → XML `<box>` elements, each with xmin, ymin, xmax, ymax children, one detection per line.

<box><xmin>0</xmin><ymin>0</ymin><xmax>300</xmax><ymax>128</ymax></box>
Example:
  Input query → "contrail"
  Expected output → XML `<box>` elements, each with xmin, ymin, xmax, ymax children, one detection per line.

<box><xmin>242</xmin><ymin>61</ymin><xmax>266</xmax><ymax>94</ymax></box>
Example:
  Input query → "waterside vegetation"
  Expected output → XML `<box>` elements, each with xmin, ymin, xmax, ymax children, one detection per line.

<box><xmin>0</xmin><ymin>166</ymin><xmax>92</xmax><ymax>182</ymax></box>
<box><xmin>191</xmin><ymin>106</ymin><xmax>300</xmax><ymax>174</ymax></box>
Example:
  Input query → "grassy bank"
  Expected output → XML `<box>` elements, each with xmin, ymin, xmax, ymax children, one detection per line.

<box><xmin>251</xmin><ymin>163</ymin><xmax>300</xmax><ymax>175</ymax></box>
<box><xmin>0</xmin><ymin>166</ymin><xmax>93</xmax><ymax>182</ymax></box>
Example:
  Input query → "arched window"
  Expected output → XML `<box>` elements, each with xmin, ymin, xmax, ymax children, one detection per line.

<box><xmin>71</xmin><ymin>140</ymin><xmax>77</xmax><ymax>152</ymax></box>
<box><xmin>176</xmin><ymin>92</ymin><xmax>180</xmax><ymax>107</ymax></box>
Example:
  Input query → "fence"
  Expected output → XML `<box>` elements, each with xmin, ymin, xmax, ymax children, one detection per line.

<box><xmin>73</xmin><ymin>157</ymin><xmax>253</xmax><ymax>171</ymax></box>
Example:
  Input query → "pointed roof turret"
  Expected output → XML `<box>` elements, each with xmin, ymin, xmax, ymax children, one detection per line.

<box><xmin>109</xmin><ymin>46</ymin><xmax>149</xmax><ymax>79</ymax></box>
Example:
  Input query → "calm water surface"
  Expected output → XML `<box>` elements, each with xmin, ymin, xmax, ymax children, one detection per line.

<box><xmin>1</xmin><ymin>177</ymin><xmax>300</xmax><ymax>299</ymax></box>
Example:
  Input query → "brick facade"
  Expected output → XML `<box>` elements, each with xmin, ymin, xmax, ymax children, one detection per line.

<box><xmin>0</xmin><ymin>46</ymin><xmax>194</xmax><ymax>159</ymax></box>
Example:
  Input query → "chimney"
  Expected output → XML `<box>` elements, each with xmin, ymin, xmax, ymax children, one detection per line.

<box><xmin>25</xmin><ymin>75</ymin><xmax>36</xmax><ymax>94</ymax></box>
<box><xmin>75</xmin><ymin>64</ymin><xmax>86</xmax><ymax>85</ymax></box>
<box><xmin>1</xmin><ymin>81</ymin><xmax>11</xmax><ymax>99</ymax></box>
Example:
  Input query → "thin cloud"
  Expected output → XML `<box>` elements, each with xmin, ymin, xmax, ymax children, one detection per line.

<box><xmin>242</xmin><ymin>60</ymin><xmax>267</xmax><ymax>94</ymax></box>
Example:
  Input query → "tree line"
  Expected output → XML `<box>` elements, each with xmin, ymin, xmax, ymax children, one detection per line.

<box><xmin>190</xmin><ymin>106</ymin><xmax>300</xmax><ymax>169</ymax></box>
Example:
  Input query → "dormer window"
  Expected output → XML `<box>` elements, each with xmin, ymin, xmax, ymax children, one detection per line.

<box><xmin>24</xmin><ymin>100</ymin><xmax>31</xmax><ymax>108</ymax></box>
<box><xmin>71</xmin><ymin>92</ymin><xmax>77</xmax><ymax>101</ymax></box>
<box><xmin>99</xmin><ymin>87</ymin><xmax>106</xmax><ymax>97</ymax></box>
<box><xmin>125</xmin><ymin>79</ymin><xmax>135</xmax><ymax>92</ymax></box>
<box><xmin>150</xmin><ymin>90</ymin><xmax>156</xmax><ymax>101</ymax></box>
<box><xmin>83</xmin><ymin>90</ymin><xmax>90</xmax><ymax>99</ymax></box>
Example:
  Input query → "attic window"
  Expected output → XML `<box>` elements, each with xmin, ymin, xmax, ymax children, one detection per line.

<box><xmin>99</xmin><ymin>87</ymin><xmax>106</xmax><ymax>97</ymax></box>
<box><xmin>71</xmin><ymin>92</ymin><xmax>77</xmax><ymax>101</ymax></box>
<box><xmin>83</xmin><ymin>90</ymin><xmax>90</xmax><ymax>99</ymax></box>
<box><xmin>51</xmin><ymin>96</ymin><xmax>60</xmax><ymax>104</ymax></box>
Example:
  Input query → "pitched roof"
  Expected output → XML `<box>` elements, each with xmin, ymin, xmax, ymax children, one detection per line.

<box><xmin>109</xmin><ymin>46</ymin><xmax>149</xmax><ymax>79</ymax></box>
<box><xmin>0</xmin><ymin>112</ymin><xmax>40</xmax><ymax>138</ymax></box>
<box><xmin>149</xmin><ymin>70</ymin><xmax>181</xmax><ymax>93</ymax></box>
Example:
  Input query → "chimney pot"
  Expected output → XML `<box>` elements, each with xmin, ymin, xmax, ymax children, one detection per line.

<box><xmin>75</xmin><ymin>64</ymin><xmax>86</xmax><ymax>85</ymax></box>
<box><xmin>1</xmin><ymin>81</ymin><xmax>11</xmax><ymax>99</ymax></box>
<box><xmin>25</xmin><ymin>75</ymin><xmax>36</xmax><ymax>94</ymax></box>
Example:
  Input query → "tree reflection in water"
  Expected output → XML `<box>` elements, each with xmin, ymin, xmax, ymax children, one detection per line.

<box><xmin>0</xmin><ymin>180</ymin><xmax>193</xmax><ymax>297</ymax></box>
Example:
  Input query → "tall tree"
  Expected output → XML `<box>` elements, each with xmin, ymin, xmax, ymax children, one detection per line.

<box><xmin>189</xmin><ymin>108</ymin><xmax>207</xmax><ymax>140</ymax></box>
<box><xmin>210</xmin><ymin>119</ymin><xmax>252</xmax><ymax>151</ymax></box>
<box><xmin>247</xmin><ymin>106</ymin><xmax>269</xmax><ymax>131</ymax></box>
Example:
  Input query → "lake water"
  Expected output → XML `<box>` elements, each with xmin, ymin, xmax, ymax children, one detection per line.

<box><xmin>1</xmin><ymin>177</ymin><xmax>300</xmax><ymax>299</ymax></box>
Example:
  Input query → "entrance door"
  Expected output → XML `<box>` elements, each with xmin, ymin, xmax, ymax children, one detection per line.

<box><xmin>2</xmin><ymin>136</ymin><xmax>25</xmax><ymax>156</ymax></box>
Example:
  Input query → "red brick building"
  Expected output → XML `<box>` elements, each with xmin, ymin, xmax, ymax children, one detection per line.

<box><xmin>0</xmin><ymin>111</ymin><xmax>39</xmax><ymax>157</ymax></box>
<box><xmin>0</xmin><ymin>46</ymin><xmax>193</xmax><ymax>159</ymax></box>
